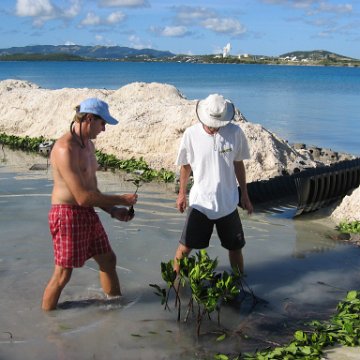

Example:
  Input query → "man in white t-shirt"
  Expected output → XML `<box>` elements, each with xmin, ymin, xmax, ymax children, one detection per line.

<box><xmin>173</xmin><ymin>93</ymin><xmax>253</xmax><ymax>275</ymax></box>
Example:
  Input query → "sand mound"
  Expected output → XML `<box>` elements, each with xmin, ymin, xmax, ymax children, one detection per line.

<box><xmin>0</xmin><ymin>79</ymin><xmax>41</xmax><ymax>91</ymax></box>
<box><xmin>0</xmin><ymin>79</ymin><xmax>358</xmax><ymax>222</ymax></box>
<box><xmin>331</xmin><ymin>186</ymin><xmax>360</xmax><ymax>222</ymax></box>
<box><xmin>1</xmin><ymin>79</ymin><xmax>353</xmax><ymax>182</ymax></box>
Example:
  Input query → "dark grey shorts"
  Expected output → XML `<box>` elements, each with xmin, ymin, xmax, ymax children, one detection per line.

<box><xmin>179</xmin><ymin>207</ymin><xmax>245</xmax><ymax>250</ymax></box>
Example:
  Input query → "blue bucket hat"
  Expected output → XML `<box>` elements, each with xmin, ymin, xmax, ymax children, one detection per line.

<box><xmin>79</xmin><ymin>98</ymin><xmax>118</xmax><ymax>125</ymax></box>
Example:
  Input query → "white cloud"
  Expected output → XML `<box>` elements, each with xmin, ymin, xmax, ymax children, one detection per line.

<box><xmin>99</xmin><ymin>0</ymin><xmax>150</xmax><ymax>8</ymax></box>
<box><xmin>162</xmin><ymin>26</ymin><xmax>188</xmax><ymax>37</ymax></box>
<box><xmin>174</xmin><ymin>6</ymin><xmax>214</xmax><ymax>25</ymax></box>
<box><xmin>172</xmin><ymin>6</ymin><xmax>246</xmax><ymax>37</ymax></box>
<box><xmin>292</xmin><ymin>0</ymin><xmax>316</xmax><ymax>10</ymax></box>
<box><xmin>80</xmin><ymin>11</ymin><xmax>125</xmax><ymax>27</ymax></box>
<box><xmin>63</xmin><ymin>0</ymin><xmax>81</xmax><ymax>18</ymax></box>
<box><xmin>261</xmin><ymin>0</ymin><xmax>353</xmax><ymax>14</ymax></box>
<box><xmin>15</xmin><ymin>0</ymin><xmax>81</xmax><ymax>27</ymax></box>
<box><xmin>128</xmin><ymin>34</ymin><xmax>152</xmax><ymax>49</ymax></box>
<box><xmin>261</xmin><ymin>0</ymin><xmax>355</xmax><ymax>42</ymax></box>
<box><xmin>261</xmin><ymin>0</ymin><xmax>316</xmax><ymax>8</ymax></box>
<box><xmin>16</xmin><ymin>0</ymin><xmax>54</xmax><ymax>17</ymax></box>
<box><xmin>107</xmin><ymin>11</ymin><xmax>126</xmax><ymax>24</ymax></box>
<box><xmin>151</xmin><ymin>25</ymin><xmax>189</xmax><ymax>37</ymax></box>
<box><xmin>81</xmin><ymin>12</ymin><xmax>101</xmax><ymax>26</ymax></box>
<box><xmin>316</xmin><ymin>30</ymin><xmax>331</xmax><ymax>38</ymax></box>
<box><xmin>306</xmin><ymin>17</ymin><xmax>336</xmax><ymax>27</ymax></box>
<box><xmin>91</xmin><ymin>35</ymin><xmax>117</xmax><ymax>46</ymax></box>
<box><xmin>315</xmin><ymin>2</ymin><xmax>352</xmax><ymax>14</ymax></box>
<box><xmin>201</xmin><ymin>18</ymin><xmax>246</xmax><ymax>36</ymax></box>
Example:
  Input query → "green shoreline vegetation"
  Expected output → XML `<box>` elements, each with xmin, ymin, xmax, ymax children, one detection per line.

<box><xmin>0</xmin><ymin>51</ymin><xmax>359</xmax><ymax>67</ymax></box>
<box><xmin>1</xmin><ymin>132</ymin><xmax>360</xmax><ymax>359</ymax></box>
<box><xmin>0</xmin><ymin>133</ymin><xmax>175</xmax><ymax>183</ymax></box>
<box><xmin>0</xmin><ymin>53</ymin><xmax>86</xmax><ymax>61</ymax></box>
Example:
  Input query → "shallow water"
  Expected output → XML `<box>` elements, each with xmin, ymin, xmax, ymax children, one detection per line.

<box><xmin>1</xmin><ymin>149</ymin><xmax>360</xmax><ymax>360</ymax></box>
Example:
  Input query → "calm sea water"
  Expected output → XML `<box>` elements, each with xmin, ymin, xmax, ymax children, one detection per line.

<box><xmin>0</xmin><ymin>61</ymin><xmax>359</xmax><ymax>156</ymax></box>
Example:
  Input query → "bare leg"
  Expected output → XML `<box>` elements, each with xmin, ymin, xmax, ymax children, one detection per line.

<box><xmin>42</xmin><ymin>266</ymin><xmax>72</xmax><ymax>311</ymax></box>
<box><xmin>93</xmin><ymin>251</ymin><xmax>121</xmax><ymax>297</ymax></box>
<box><xmin>228</xmin><ymin>249</ymin><xmax>244</xmax><ymax>274</ymax></box>
<box><xmin>174</xmin><ymin>243</ymin><xmax>192</xmax><ymax>273</ymax></box>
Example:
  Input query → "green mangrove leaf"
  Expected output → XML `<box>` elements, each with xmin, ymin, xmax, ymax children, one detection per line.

<box><xmin>216</xmin><ymin>333</ymin><xmax>226</xmax><ymax>341</ymax></box>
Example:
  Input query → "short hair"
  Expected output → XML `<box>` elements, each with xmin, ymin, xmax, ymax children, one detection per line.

<box><xmin>73</xmin><ymin>105</ymin><xmax>87</xmax><ymax>123</ymax></box>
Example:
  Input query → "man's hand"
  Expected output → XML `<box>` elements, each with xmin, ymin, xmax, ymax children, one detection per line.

<box><xmin>121</xmin><ymin>193</ymin><xmax>138</xmax><ymax>206</ymax></box>
<box><xmin>177</xmin><ymin>193</ymin><xmax>187</xmax><ymax>213</ymax></box>
<box><xmin>241</xmin><ymin>195</ymin><xmax>253</xmax><ymax>215</ymax></box>
<box><xmin>111</xmin><ymin>207</ymin><xmax>135</xmax><ymax>222</ymax></box>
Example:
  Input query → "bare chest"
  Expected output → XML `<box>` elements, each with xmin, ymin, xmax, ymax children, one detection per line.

<box><xmin>78</xmin><ymin>149</ymin><xmax>98</xmax><ymax>180</ymax></box>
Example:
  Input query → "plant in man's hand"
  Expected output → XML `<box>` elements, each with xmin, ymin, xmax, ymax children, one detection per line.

<box><xmin>126</xmin><ymin>176</ymin><xmax>144</xmax><ymax>216</ymax></box>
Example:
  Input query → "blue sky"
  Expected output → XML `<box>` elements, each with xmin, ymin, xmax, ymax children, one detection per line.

<box><xmin>0</xmin><ymin>0</ymin><xmax>359</xmax><ymax>59</ymax></box>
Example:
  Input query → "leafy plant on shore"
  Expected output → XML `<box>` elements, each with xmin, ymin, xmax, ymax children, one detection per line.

<box><xmin>214</xmin><ymin>290</ymin><xmax>360</xmax><ymax>360</ymax></box>
<box><xmin>0</xmin><ymin>133</ymin><xmax>175</xmax><ymax>183</ymax></box>
<box><xmin>336</xmin><ymin>220</ymin><xmax>360</xmax><ymax>234</ymax></box>
<box><xmin>95</xmin><ymin>150</ymin><xmax>175</xmax><ymax>183</ymax></box>
<box><xmin>0</xmin><ymin>133</ymin><xmax>49</xmax><ymax>152</ymax></box>
<box><xmin>150</xmin><ymin>250</ymin><xmax>256</xmax><ymax>337</ymax></box>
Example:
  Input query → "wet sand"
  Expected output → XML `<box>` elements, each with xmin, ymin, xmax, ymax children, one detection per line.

<box><xmin>1</xmin><ymin>149</ymin><xmax>360</xmax><ymax>359</ymax></box>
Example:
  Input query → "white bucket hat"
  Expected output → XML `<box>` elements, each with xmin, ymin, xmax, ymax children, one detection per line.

<box><xmin>196</xmin><ymin>94</ymin><xmax>235</xmax><ymax>128</ymax></box>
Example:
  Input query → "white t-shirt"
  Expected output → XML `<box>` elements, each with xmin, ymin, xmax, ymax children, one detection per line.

<box><xmin>176</xmin><ymin>122</ymin><xmax>250</xmax><ymax>219</ymax></box>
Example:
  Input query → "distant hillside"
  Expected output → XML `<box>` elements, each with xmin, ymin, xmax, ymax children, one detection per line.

<box><xmin>0</xmin><ymin>53</ymin><xmax>85</xmax><ymax>61</ymax></box>
<box><xmin>0</xmin><ymin>46</ymin><xmax>358</xmax><ymax>65</ymax></box>
<box><xmin>0</xmin><ymin>45</ymin><xmax>174</xmax><ymax>60</ymax></box>
<box><xmin>280</xmin><ymin>50</ymin><xmax>355</xmax><ymax>61</ymax></box>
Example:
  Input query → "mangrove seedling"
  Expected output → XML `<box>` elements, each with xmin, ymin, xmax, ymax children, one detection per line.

<box><xmin>150</xmin><ymin>250</ymin><xmax>254</xmax><ymax>337</ymax></box>
<box><xmin>126</xmin><ymin>172</ymin><xmax>147</xmax><ymax>216</ymax></box>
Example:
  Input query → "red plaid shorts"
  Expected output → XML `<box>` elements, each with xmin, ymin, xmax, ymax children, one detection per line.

<box><xmin>48</xmin><ymin>204</ymin><xmax>112</xmax><ymax>268</ymax></box>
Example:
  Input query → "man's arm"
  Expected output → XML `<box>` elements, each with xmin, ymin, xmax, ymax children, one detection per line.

<box><xmin>176</xmin><ymin>164</ymin><xmax>192</xmax><ymax>213</ymax></box>
<box><xmin>234</xmin><ymin>160</ymin><xmax>253</xmax><ymax>214</ymax></box>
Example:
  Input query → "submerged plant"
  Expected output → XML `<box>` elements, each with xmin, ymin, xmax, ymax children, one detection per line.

<box><xmin>150</xmin><ymin>250</ymin><xmax>256</xmax><ymax>337</ymax></box>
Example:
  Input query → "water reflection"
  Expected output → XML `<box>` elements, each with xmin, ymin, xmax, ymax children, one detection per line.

<box><xmin>1</xmin><ymin>150</ymin><xmax>360</xmax><ymax>359</ymax></box>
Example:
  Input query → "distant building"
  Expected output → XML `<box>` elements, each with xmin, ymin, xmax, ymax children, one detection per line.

<box><xmin>223</xmin><ymin>43</ymin><xmax>231</xmax><ymax>58</ymax></box>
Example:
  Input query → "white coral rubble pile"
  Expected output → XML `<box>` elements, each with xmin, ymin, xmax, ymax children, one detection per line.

<box><xmin>0</xmin><ymin>79</ymin><xmax>358</xmax><ymax>222</ymax></box>
<box><xmin>331</xmin><ymin>186</ymin><xmax>360</xmax><ymax>222</ymax></box>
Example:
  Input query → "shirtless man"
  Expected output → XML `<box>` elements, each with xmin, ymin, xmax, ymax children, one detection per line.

<box><xmin>41</xmin><ymin>98</ymin><xmax>137</xmax><ymax>311</ymax></box>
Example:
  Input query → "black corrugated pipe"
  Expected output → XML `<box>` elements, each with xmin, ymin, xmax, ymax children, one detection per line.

<box><xmin>239</xmin><ymin>157</ymin><xmax>360</xmax><ymax>217</ymax></box>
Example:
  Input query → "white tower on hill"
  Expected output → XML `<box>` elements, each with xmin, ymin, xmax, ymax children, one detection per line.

<box><xmin>223</xmin><ymin>43</ymin><xmax>231</xmax><ymax>58</ymax></box>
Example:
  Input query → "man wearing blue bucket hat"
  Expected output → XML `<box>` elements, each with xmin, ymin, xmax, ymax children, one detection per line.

<box><xmin>42</xmin><ymin>98</ymin><xmax>137</xmax><ymax>311</ymax></box>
